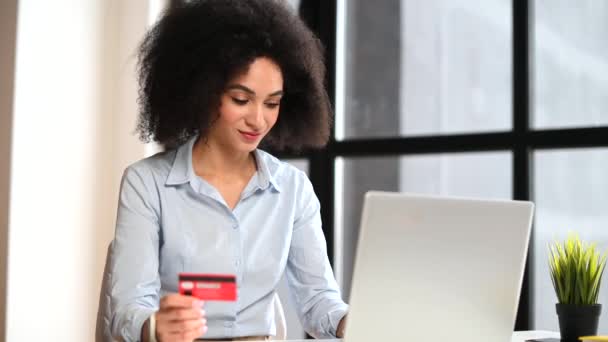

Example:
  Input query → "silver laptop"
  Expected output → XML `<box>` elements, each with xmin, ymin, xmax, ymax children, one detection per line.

<box><xmin>344</xmin><ymin>192</ymin><xmax>534</xmax><ymax>342</ymax></box>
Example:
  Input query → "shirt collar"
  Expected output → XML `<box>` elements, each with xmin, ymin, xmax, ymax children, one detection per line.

<box><xmin>165</xmin><ymin>136</ymin><xmax>282</xmax><ymax>193</ymax></box>
<box><xmin>253</xmin><ymin>149</ymin><xmax>282</xmax><ymax>193</ymax></box>
<box><xmin>165</xmin><ymin>137</ymin><xmax>197</xmax><ymax>186</ymax></box>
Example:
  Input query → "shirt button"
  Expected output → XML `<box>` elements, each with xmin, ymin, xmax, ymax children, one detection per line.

<box><xmin>232</xmin><ymin>223</ymin><xmax>239</xmax><ymax>229</ymax></box>
<box><xmin>224</xmin><ymin>322</ymin><xmax>234</xmax><ymax>328</ymax></box>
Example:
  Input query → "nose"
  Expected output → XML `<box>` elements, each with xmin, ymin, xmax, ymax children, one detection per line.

<box><xmin>246</xmin><ymin>104</ymin><xmax>265</xmax><ymax>129</ymax></box>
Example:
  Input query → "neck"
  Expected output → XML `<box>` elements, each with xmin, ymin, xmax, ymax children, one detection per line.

<box><xmin>192</xmin><ymin>136</ymin><xmax>255</xmax><ymax>178</ymax></box>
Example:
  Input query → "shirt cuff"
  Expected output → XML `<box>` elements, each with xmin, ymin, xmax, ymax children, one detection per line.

<box><xmin>116</xmin><ymin>307</ymin><xmax>155</xmax><ymax>342</ymax></box>
<box><xmin>327</xmin><ymin>305</ymin><xmax>349</xmax><ymax>337</ymax></box>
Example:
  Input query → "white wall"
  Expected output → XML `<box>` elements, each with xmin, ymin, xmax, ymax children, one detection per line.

<box><xmin>5</xmin><ymin>0</ymin><xmax>154</xmax><ymax>340</ymax></box>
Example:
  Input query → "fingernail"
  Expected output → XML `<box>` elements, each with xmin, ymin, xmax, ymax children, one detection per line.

<box><xmin>200</xmin><ymin>309</ymin><xmax>206</xmax><ymax>316</ymax></box>
<box><xmin>200</xmin><ymin>325</ymin><xmax>208</xmax><ymax>334</ymax></box>
<box><xmin>192</xmin><ymin>300</ymin><xmax>202</xmax><ymax>308</ymax></box>
<box><xmin>201</xmin><ymin>318</ymin><xmax>207</xmax><ymax>325</ymax></box>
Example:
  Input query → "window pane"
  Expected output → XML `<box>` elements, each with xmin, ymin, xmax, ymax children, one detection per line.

<box><xmin>533</xmin><ymin>1</ymin><xmax>608</xmax><ymax>129</ymax></box>
<box><xmin>334</xmin><ymin>152</ymin><xmax>512</xmax><ymax>298</ymax></box>
<box><xmin>336</xmin><ymin>0</ymin><xmax>512</xmax><ymax>140</ymax></box>
<box><xmin>277</xmin><ymin>158</ymin><xmax>308</xmax><ymax>339</ymax></box>
<box><xmin>533</xmin><ymin>148</ymin><xmax>608</xmax><ymax>330</ymax></box>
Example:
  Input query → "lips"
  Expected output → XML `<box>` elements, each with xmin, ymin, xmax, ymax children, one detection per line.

<box><xmin>238</xmin><ymin>130</ymin><xmax>261</xmax><ymax>142</ymax></box>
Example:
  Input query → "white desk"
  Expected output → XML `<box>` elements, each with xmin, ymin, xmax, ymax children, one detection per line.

<box><xmin>266</xmin><ymin>331</ymin><xmax>560</xmax><ymax>342</ymax></box>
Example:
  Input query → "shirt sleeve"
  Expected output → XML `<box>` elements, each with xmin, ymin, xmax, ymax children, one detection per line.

<box><xmin>107</xmin><ymin>166</ymin><xmax>161</xmax><ymax>341</ymax></box>
<box><xmin>285</xmin><ymin>172</ymin><xmax>349</xmax><ymax>339</ymax></box>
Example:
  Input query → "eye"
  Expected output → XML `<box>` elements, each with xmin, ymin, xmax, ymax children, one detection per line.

<box><xmin>231</xmin><ymin>97</ymin><xmax>249</xmax><ymax>105</ymax></box>
<box><xmin>265</xmin><ymin>102</ymin><xmax>280</xmax><ymax>109</ymax></box>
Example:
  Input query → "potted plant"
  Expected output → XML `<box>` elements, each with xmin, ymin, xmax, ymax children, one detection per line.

<box><xmin>549</xmin><ymin>234</ymin><xmax>607</xmax><ymax>342</ymax></box>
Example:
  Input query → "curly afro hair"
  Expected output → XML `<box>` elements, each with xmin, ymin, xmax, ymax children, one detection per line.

<box><xmin>136</xmin><ymin>0</ymin><xmax>331</xmax><ymax>150</ymax></box>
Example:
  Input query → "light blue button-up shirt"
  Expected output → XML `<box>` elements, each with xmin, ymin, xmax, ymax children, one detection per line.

<box><xmin>106</xmin><ymin>137</ymin><xmax>348</xmax><ymax>341</ymax></box>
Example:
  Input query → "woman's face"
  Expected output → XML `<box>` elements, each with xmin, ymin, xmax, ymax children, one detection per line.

<box><xmin>208</xmin><ymin>57</ymin><xmax>283</xmax><ymax>154</ymax></box>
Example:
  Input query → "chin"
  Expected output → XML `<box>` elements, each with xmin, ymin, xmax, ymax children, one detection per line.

<box><xmin>237</xmin><ymin>142</ymin><xmax>260</xmax><ymax>153</ymax></box>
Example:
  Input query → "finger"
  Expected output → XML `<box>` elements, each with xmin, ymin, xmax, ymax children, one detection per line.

<box><xmin>158</xmin><ymin>330</ymin><xmax>198</xmax><ymax>342</ymax></box>
<box><xmin>181</xmin><ymin>324</ymin><xmax>208</xmax><ymax>341</ymax></box>
<box><xmin>159</xmin><ymin>317</ymin><xmax>206</xmax><ymax>335</ymax></box>
<box><xmin>160</xmin><ymin>324</ymin><xmax>207</xmax><ymax>342</ymax></box>
<box><xmin>158</xmin><ymin>308</ymin><xmax>204</xmax><ymax>322</ymax></box>
<box><xmin>160</xmin><ymin>294</ymin><xmax>204</xmax><ymax>310</ymax></box>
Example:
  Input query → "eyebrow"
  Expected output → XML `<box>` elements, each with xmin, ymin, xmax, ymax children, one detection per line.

<box><xmin>226</xmin><ymin>84</ymin><xmax>283</xmax><ymax>97</ymax></box>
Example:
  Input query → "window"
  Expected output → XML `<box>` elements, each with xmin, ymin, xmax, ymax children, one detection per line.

<box><xmin>533</xmin><ymin>148</ymin><xmax>608</xmax><ymax>330</ymax></box>
<box><xmin>337</xmin><ymin>0</ymin><xmax>512</xmax><ymax>140</ymax></box>
<box><xmin>533</xmin><ymin>0</ymin><xmax>608</xmax><ymax>129</ymax></box>
<box><xmin>278</xmin><ymin>0</ymin><xmax>608</xmax><ymax>331</ymax></box>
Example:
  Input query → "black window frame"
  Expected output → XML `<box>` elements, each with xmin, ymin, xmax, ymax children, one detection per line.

<box><xmin>278</xmin><ymin>0</ymin><xmax>608</xmax><ymax>331</ymax></box>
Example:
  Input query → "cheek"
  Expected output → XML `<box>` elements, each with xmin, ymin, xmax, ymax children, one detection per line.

<box><xmin>266</xmin><ymin>109</ymin><xmax>280</xmax><ymax>127</ymax></box>
<box><xmin>218</xmin><ymin>102</ymin><xmax>246</xmax><ymax>123</ymax></box>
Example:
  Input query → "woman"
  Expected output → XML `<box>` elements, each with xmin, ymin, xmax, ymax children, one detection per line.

<box><xmin>105</xmin><ymin>0</ymin><xmax>348</xmax><ymax>341</ymax></box>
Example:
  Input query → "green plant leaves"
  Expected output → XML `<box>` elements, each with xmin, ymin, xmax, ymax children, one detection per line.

<box><xmin>547</xmin><ymin>233</ymin><xmax>607</xmax><ymax>305</ymax></box>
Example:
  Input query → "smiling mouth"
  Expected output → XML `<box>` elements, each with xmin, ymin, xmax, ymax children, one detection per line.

<box><xmin>239</xmin><ymin>130</ymin><xmax>261</xmax><ymax>141</ymax></box>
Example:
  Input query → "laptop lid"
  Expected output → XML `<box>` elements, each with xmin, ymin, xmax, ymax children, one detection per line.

<box><xmin>344</xmin><ymin>192</ymin><xmax>534</xmax><ymax>342</ymax></box>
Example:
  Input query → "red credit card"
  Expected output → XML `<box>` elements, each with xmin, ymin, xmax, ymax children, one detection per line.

<box><xmin>178</xmin><ymin>273</ymin><xmax>237</xmax><ymax>301</ymax></box>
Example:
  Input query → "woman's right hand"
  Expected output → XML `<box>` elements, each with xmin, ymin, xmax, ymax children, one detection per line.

<box><xmin>149</xmin><ymin>294</ymin><xmax>208</xmax><ymax>342</ymax></box>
